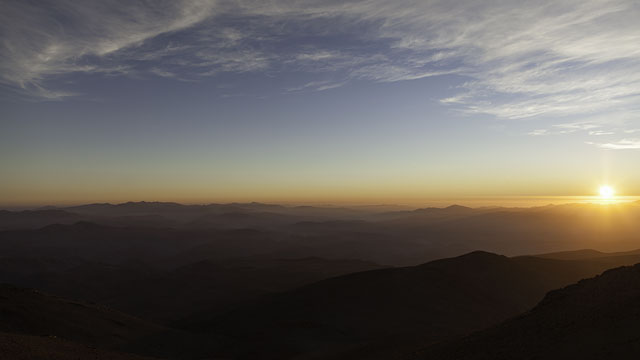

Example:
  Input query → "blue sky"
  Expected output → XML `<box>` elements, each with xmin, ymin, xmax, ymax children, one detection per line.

<box><xmin>1</xmin><ymin>0</ymin><xmax>640</xmax><ymax>205</ymax></box>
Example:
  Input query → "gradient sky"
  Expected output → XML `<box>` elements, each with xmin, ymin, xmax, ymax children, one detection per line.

<box><xmin>1</xmin><ymin>0</ymin><xmax>640</xmax><ymax>206</ymax></box>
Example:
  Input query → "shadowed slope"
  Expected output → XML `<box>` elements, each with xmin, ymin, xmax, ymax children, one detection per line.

<box><xmin>0</xmin><ymin>210</ymin><xmax>84</xmax><ymax>230</ymax></box>
<box><xmin>0</xmin><ymin>284</ymin><xmax>232</xmax><ymax>359</ymax></box>
<box><xmin>0</xmin><ymin>284</ymin><xmax>164</xmax><ymax>349</ymax></box>
<box><xmin>0</xmin><ymin>332</ymin><xmax>159</xmax><ymax>360</ymax></box>
<box><xmin>418</xmin><ymin>263</ymin><xmax>640</xmax><ymax>360</ymax></box>
<box><xmin>185</xmin><ymin>251</ymin><xmax>640</xmax><ymax>359</ymax></box>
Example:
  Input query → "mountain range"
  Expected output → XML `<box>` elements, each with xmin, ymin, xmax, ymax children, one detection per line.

<box><xmin>2</xmin><ymin>201</ymin><xmax>640</xmax><ymax>359</ymax></box>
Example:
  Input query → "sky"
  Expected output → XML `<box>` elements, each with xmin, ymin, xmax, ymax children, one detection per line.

<box><xmin>1</xmin><ymin>0</ymin><xmax>640</xmax><ymax>206</ymax></box>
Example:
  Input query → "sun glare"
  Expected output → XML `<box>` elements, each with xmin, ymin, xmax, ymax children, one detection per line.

<box><xmin>599</xmin><ymin>185</ymin><xmax>615</xmax><ymax>199</ymax></box>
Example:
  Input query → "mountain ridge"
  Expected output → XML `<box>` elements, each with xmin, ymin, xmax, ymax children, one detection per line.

<box><xmin>417</xmin><ymin>262</ymin><xmax>640</xmax><ymax>359</ymax></box>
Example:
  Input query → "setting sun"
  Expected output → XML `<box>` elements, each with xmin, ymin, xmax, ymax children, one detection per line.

<box><xmin>599</xmin><ymin>186</ymin><xmax>615</xmax><ymax>199</ymax></box>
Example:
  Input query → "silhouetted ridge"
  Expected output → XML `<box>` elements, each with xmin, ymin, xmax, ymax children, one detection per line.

<box><xmin>444</xmin><ymin>204</ymin><xmax>473</xmax><ymax>211</ymax></box>
<box><xmin>537</xmin><ymin>263</ymin><xmax>640</xmax><ymax>309</ymax></box>
<box><xmin>457</xmin><ymin>250</ymin><xmax>505</xmax><ymax>259</ymax></box>
<box><xmin>184</xmin><ymin>250</ymin><xmax>633</xmax><ymax>358</ymax></box>
<box><xmin>419</xmin><ymin>250</ymin><xmax>508</xmax><ymax>269</ymax></box>
<box><xmin>534</xmin><ymin>249</ymin><xmax>606</xmax><ymax>260</ymax></box>
<box><xmin>0</xmin><ymin>210</ymin><xmax>84</xmax><ymax>230</ymax></box>
<box><xmin>418</xmin><ymin>263</ymin><xmax>640</xmax><ymax>360</ymax></box>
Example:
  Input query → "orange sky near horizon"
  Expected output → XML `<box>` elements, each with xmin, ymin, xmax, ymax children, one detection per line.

<box><xmin>2</xmin><ymin>179</ymin><xmax>639</xmax><ymax>208</ymax></box>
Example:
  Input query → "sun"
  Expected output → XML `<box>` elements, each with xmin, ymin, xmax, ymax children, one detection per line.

<box><xmin>599</xmin><ymin>185</ymin><xmax>615</xmax><ymax>199</ymax></box>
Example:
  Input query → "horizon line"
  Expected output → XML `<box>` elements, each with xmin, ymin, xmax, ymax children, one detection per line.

<box><xmin>2</xmin><ymin>196</ymin><xmax>640</xmax><ymax>211</ymax></box>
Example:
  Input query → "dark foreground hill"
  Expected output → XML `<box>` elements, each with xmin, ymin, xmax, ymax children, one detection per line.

<box><xmin>0</xmin><ymin>252</ymin><xmax>384</xmax><ymax>324</ymax></box>
<box><xmin>418</xmin><ymin>263</ymin><xmax>640</xmax><ymax>360</ymax></box>
<box><xmin>0</xmin><ymin>284</ymin><xmax>163</xmax><ymax>349</ymax></box>
<box><xmin>0</xmin><ymin>284</ymin><xmax>231</xmax><ymax>359</ymax></box>
<box><xmin>3</xmin><ymin>250</ymin><xmax>640</xmax><ymax>360</ymax></box>
<box><xmin>184</xmin><ymin>251</ymin><xmax>640</xmax><ymax>359</ymax></box>
<box><xmin>0</xmin><ymin>332</ymin><xmax>158</xmax><ymax>360</ymax></box>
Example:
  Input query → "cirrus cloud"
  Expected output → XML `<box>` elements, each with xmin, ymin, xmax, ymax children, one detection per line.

<box><xmin>1</xmin><ymin>0</ymin><xmax>640</xmax><ymax>143</ymax></box>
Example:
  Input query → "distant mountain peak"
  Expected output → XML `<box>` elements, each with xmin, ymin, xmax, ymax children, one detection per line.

<box><xmin>452</xmin><ymin>250</ymin><xmax>509</xmax><ymax>263</ymax></box>
<box><xmin>411</xmin><ymin>204</ymin><xmax>474</xmax><ymax>213</ymax></box>
<box><xmin>463</xmin><ymin>250</ymin><xmax>503</xmax><ymax>257</ymax></box>
<box><xmin>445</xmin><ymin>204</ymin><xmax>472</xmax><ymax>210</ymax></box>
<box><xmin>117</xmin><ymin>201</ymin><xmax>181</xmax><ymax>206</ymax></box>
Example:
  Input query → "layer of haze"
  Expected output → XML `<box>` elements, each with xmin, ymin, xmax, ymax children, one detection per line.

<box><xmin>1</xmin><ymin>0</ymin><xmax>640</xmax><ymax>206</ymax></box>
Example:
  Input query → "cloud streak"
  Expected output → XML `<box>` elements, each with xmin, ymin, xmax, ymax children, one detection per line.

<box><xmin>2</xmin><ymin>0</ymin><xmax>640</xmax><ymax>141</ymax></box>
<box><xmin>0</xmin><ymin>0</ymin><xmax>217</xmax><ymax>98</ymax></box>
<box><xmin>590</xmin><ymin>139</ymin><xmax>640</xmax><ymax>150</ymax></box>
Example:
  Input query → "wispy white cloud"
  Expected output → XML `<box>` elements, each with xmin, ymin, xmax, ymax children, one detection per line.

<box><xmin>589</xmin><ymin>130</ymin><xmax>615</xmax><ymax>136</ymax></box>
<box><xmin>554</xmin><ymin>123</ymin><xmax>601</xmax><ymax>131</ymax></box>
<box><xmin>295</xmin><ymin>51</ymin><xmax>344</xmax><ymax>62</ymax></box>
<box><xmin>529</xmin><ymin>129</ymin><xmax>549</xmax><ymax>136</ymax></box>
<box><xmin>2</xmin><ymin>0</ymin><xmax>640</xmax><ymax>138</ymax></box>
<box><xmin>256</xmin><ymin>0</ymin><xmax>640</xmax><ymax>131</ymax></box>
<box><xmin>0</xmin><ymin>0</ymin><xmax>217</xmax><ymax>97</ymax></box>
<box><xmin>287</xmin><ymin>80</ymin><xmax>348</xmax><ymax>92</ymax></box>
<box><xmin>149</xmin><ymin>68</ymin><xmax>179</xmax><ymax>79</ymax></box>
<box><xmin>590</xmin><ymin>139</ymin><xmax>640</xmax><ymax>150</ymax></box>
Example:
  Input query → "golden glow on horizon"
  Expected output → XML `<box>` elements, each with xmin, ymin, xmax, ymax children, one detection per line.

<box><xmin>2</xmin><ymin>173</ymin><xmax>639</xmax><ymax>208</ymax></box>
<box><xmin>599</xmin><ymin>185</ymin><xmax>615</xmax><ymax>200</ymax></box>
